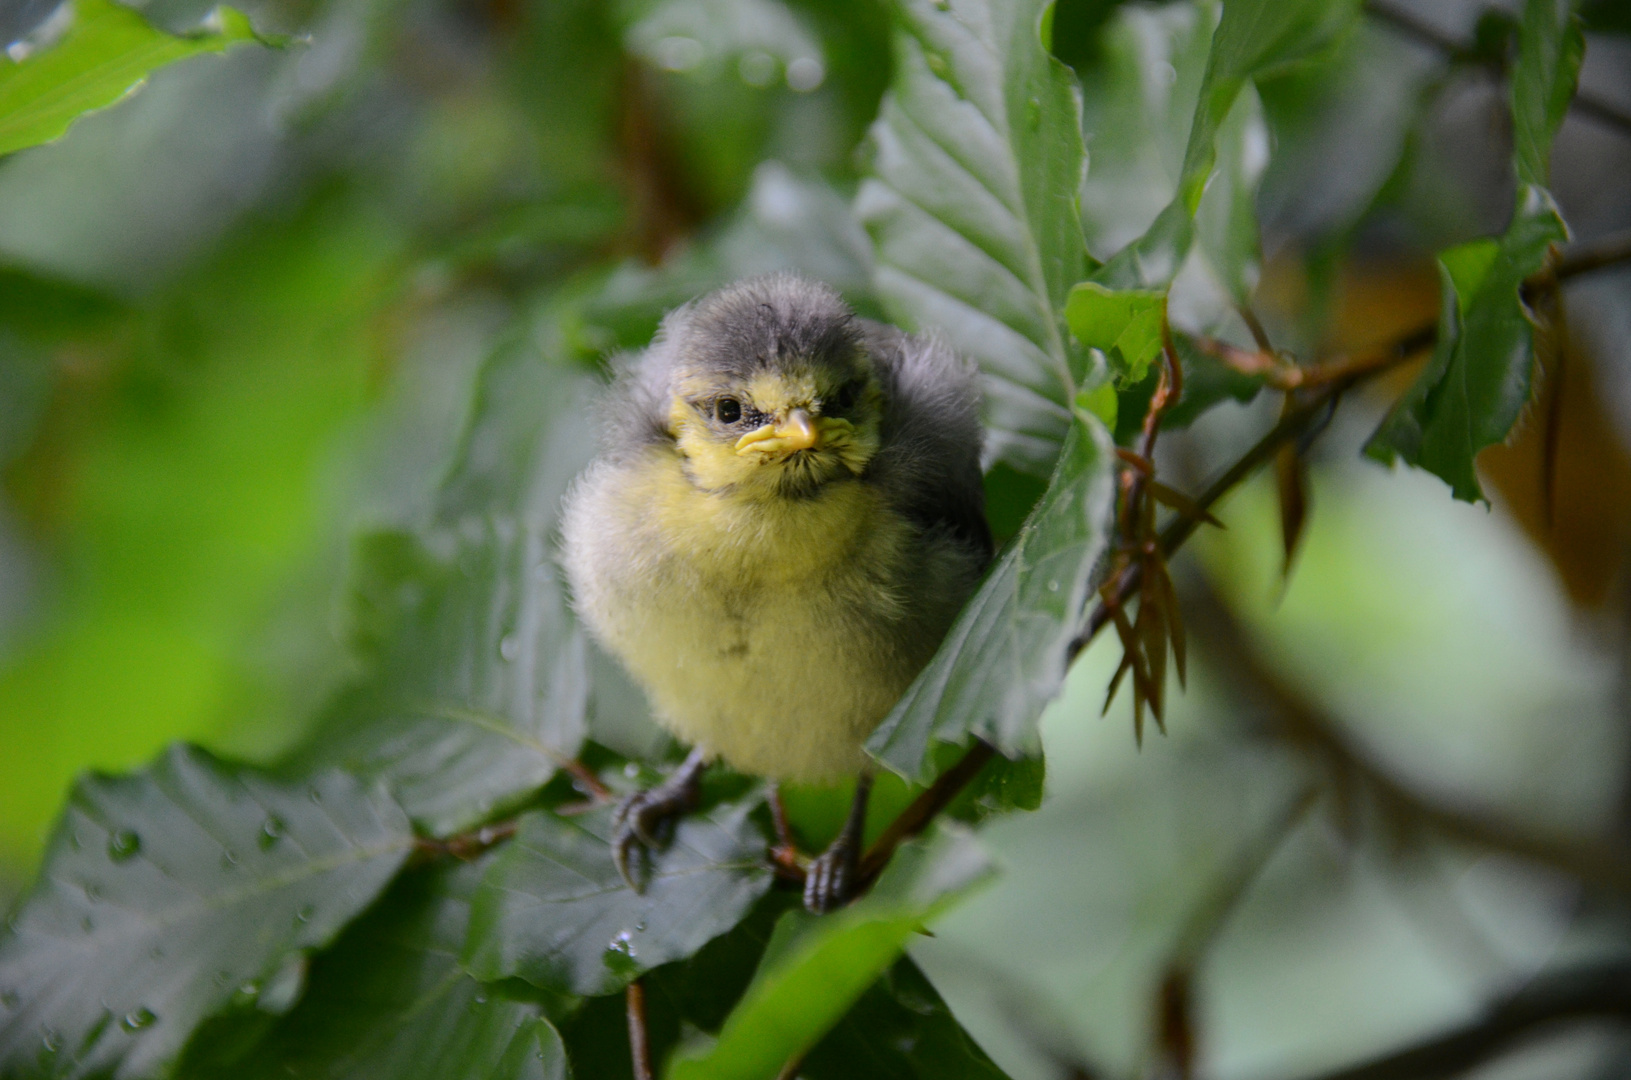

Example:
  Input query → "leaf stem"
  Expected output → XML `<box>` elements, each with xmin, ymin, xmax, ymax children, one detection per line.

<box><xmin>628</xmin><ymin>979</ymin><xmax>655</xmax><ymax>1080</ymax></box>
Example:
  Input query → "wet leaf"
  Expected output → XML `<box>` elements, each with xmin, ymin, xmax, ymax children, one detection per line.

<box><xmin>462</xmin><ymin>798</ymin><xmax>773</xmax><ymax>997</ymax></box>
<box><xmin>0</xmin><ymin>0</ymin><xmax>270</xmax><ymax>158</ymax></box>
<box><xmin>668</xmin><ymin>826</ymin><xmax>995</xmax><ymax>1080</ymax></box>
<box><xmin>0</xmin><ymin>745</ymin><xmax>412</xmax><ymax>1080</ymax></box>
<box><xmin>179</xmin><ymin>861</ymin><xmax>569</xmax><ymax>1080</ymax></box>
<box><xmin>292</xmin><ymin>351</ymin><xmax>600</xmax><ymax>836</ymax></box>
<box><xmin>855</xmin><ymin>0</ymin><xmax>1092</xmax><ymax>475</ymax></box>
<box><xmin>866</xmin><ymin>413</ymin><xmax>1116</xmax><ymax>782</ymax></box>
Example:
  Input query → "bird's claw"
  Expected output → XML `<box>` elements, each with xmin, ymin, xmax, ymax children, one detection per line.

<box><xmin>803</xmin><ymin>833</ymin><xmax>859</xmax><ymax>914</ymax></box>
<box><xmin>611</xmin><ymin>754</ymin><xmax>706</xmax><ymax>892</ymax></box>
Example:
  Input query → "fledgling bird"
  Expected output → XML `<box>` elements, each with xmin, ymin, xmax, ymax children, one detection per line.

<box><xmin>559</xmin><ymin>273</ymin><xmax>991</xmax><ymax>912</ymax></box>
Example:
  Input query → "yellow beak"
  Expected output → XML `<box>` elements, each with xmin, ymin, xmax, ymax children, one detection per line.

<box><xmin>735</xmin><ymin>408</ymin><xmax>820</xmax><ymax>456</ymax></box>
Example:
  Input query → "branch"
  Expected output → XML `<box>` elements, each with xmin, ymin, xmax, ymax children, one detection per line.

<box><xmin>858</xmin><ymin>318</ymin><xmax>1440</xmax><ymax>883</ymax></box>
<box><xmin>627</xmin><ymin>980</ymin><xmax>655</xmax><ymax>1080</ymax></box>
<box><xmin>1364</xmin><ymin>0</ymin><xmax>1631</xmax><ymax>140</ymax></box>
<box><xmin>1553</xmin><ymin>226</ymin><xmax>1631</xmax><ymax>283</ymax></box>
<box><xmin>1189</xmin><ymin>585</ymin><xmax>1631</xmax><ymax>899</ymax></box>
<box><xmin>1296</xmin><ymin>961</ymin><xmax>1631</xmax><ymax>1080</ymax></box>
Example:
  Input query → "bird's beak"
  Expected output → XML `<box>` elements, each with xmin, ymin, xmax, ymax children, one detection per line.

<box><xmin>735</xmin><ymin>408</ymin><xmax>821</xmax><ymax>456</ymax></box>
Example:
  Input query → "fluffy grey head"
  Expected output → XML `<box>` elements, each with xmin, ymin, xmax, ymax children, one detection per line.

<box><xmin>667</xmin><ymin>273</ymin><xmax>864</xmax><ymax>386</ymax></box>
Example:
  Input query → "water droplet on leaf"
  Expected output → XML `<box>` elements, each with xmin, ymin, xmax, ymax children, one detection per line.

<box><xmin>259</xmin><ymin>817</ymin><xmax>286</xmax><ymax>849</ymax></box>
<box><xmin>602</xmin><ymin>931</ymin><xmax>640</xmax><ymax>978</ymax></box>
<box><xmin>107</xmin><ymin>831</ymin><xmax>141</xmax><ymax>862</ymax></box>
<box><xmin>120</xmin><ymin>1008</ymin><xmax>156</xmax><ymax>1032</ymax></box>
<box><xmin>499</xmin><ymin>635</ymin><xmax>520</xmax><ymax>662</ymax></box>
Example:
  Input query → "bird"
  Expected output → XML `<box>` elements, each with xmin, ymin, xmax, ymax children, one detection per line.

<box><xmin>559</xmin><ymin>273</ymin><xmax>992</xmax><ymax>913</ymax></box>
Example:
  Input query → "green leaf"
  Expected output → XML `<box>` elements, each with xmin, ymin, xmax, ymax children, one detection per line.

<box><xmin>462</xmin><ymin>798</ymin><xmax>773</xmax><ymax>997</ymax></box>
<box><xmin>0</xmin><ymin>745</ymin><xmax>412</xmax><ymax>1080</ymax></box>
<box><xmin>855</xmin><ymin>0</ymin><xmax>1092</xmax><ymax>476</ymax></box>
<box><xmin>1511</xmin><ymin>0</ymin><xmax>1584</xmax><ymax>189</ymax></box>
<box><xmin>866</xmin><ymin>412</ymin><xmax>1116</xmax><ymax>783</ymax></box>
<box><xmin>1366</xmin><ymin>0</ymin><xmax>1581</xmax><ymax>502</ymax></box>
<box><xmin>1064</xmin><ymin>282</ymin><xmax>1165</xmax><ymax>383</ymax></box>
<box><xmin>1093</xmin><ymin>0</ymin><xmax>1358</xmax><ymax>290</ymax></box>
<box><xmin>291</xmin><ymin>349</ymin><xmax>601</xmax><ymax>836</ymax></box>
<box><xmin>181</xmin><ymin>861</ymin><xmax>569</xmax><ymax>1080</ymax></box>
<box><xmin>668</xmin><ymin>826</ymin><xmax>994</xmax><ymax>1080</ymax></box>
<box><xmin>0</xmin><ymin>0</ymin><xmax>269</xmax><ymax>158</ymax></box>
<box><xmin>796</xmin><ymin>956</ymin><xmax>1012</xmax><ymax>1080</ymax></box>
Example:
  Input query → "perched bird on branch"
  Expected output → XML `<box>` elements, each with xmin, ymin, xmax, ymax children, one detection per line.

<box><xmin>560</xmin><ymin>273</ymin><xmax>991</xmax><ymax>912</ymax></box>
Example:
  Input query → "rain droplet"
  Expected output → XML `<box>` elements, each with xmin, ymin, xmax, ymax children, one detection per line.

<box><xmin>474</xmin><ymin>993</ymin><xmax>488</xmax><ymax>1005</ymax></box>
<box><xmin>307</xmin><ymin>786</ymin><xmax>324</xmax><ymax>804</ymax></box>
<box><xmin>221</xmin><ymin>849</ymin><xmax>240</xmax><ymax>870</ymax></box>
<box><xmin>633</xmin><ymin>920</ymin><xmax>647</xmax><ymax>932</ymax></box>
<box><xmin>1047</xmin><ymin>579</ymin><xmax>1060</xmax><ymax>592</ymax></box>
<box><xmin>83</xmin><ymin>883</ymin><xmax>103</xmax><ymax>903</ymax></box>
<box><xmin>294</xmin><ymin>905</ymin><xmax>314</xmax><ymax>925</ymax></box>
<box><xmin>1027</xmin><ymin>96</ymin><xmax>1042</xmax><ymax>130</ymax></box>
<box><xmin>499</xmin><ymin>635</ymin><xmax>520</xmax><ymax>662</ymax></box>
<box><xmin>120</xmin><ymin>1008</ymin><xmax>156</xmax><ymax>1032</ymax></box>
<box><xmin>68</xmin><ymin>829</ymin><xmax>82</xmax><ymax>851</ymax></box>
<box><xmin>602</xmin><ymin>930</ymin><xmax>640</xmax><ymax>977</ymax></box>
<box><xmin>234</xmin><ymin>980</ymin><xmax>261</xmax><ymax>1005</ymax></box>
<box><xmin>623</xmin><ymin>762</ymin><xmax>640</xmax><ymax>780</ymax></box>
<box><xmin>259</xmin><ymin>817</ymin><xmax>286</xmax><ymax>850</ymax></box>
<box><xmin>41</xmin><ymin>1029</ymin><xmax>62</xmax><ymax>1054</ymax></box>
<box><xmin>107</xmin><ymin>830</ymin><xmax>141</xmax><ymax>862</ymax></box>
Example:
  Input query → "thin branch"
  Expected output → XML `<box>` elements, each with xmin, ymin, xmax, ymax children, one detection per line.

<box><xmin>1364</xmin><ymin>0</ymin><xmax>1631</xmax><ymax>140</ymax></box>
<box><xmin>1068</xmin><ymin>318</ymin><xmax>1437</xmax><ymax>662</ymax></box>
<box><xmin>1190</xmin><ymin>585</ymin><xmax>1631</xmax><ymax>898</ymax></box>
<box><xmin>627</xmin><ymin>980</ymin><xmax>655</xmax><ymax>1080</ymax></box>
<box><xmin>858</xmin><ymin>741</ymin><xmax>995</xmax><ymax>881</ymax></box>
<box><xmin>411</xmin><ymin>819</ymin><xmax>518</xmax><ymax>862</ymax></box>
<box><xmin>1295</xmin><ymin>961</ymin><xmax>1631</xmax><ymax>1080</ymax></box>
<box><xmin>859</xmin><ymin>317</ymin><xmax>1441</xmax><ymax>887</ymax></box>
<box><xmin>1554</xmin><ymin>227</ymin><xmax>1631</xmax><ymax>283</ymax></box>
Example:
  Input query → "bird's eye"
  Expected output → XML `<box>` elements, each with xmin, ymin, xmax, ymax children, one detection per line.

<box><xmin>829</xmin><ymin>382</ymin><xmax>860</xmax><ymax>414</ymax></box>
<box><xmin>715</xmin><ymin>397</ymin><xmax>742</xmax><ymax>424</ymax></box>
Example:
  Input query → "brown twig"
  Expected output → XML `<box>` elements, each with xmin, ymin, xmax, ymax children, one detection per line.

<box><xmin>860</xmin><ymin>317</ymin><xmax>1440</xmax><ymax>900</ymax></box>
<box><xmin>858</xmin><ymin>741</ymin><xmax>996</xmax><ymax>881</ymax></box>
<box><xmin>1294</xmin><ymin>961</ymin><xmax>1631</xmax><ymax>1080</ymax></box>
<box><xmin>411</xmin><ymin>819</ymin><xmax>518</xmax><ymax>862</ymax></box>
<box><xmin>627</xmin><ymin>980</ymin><xmax>655</xmax><ymax>1080</ymax></box>
<box><xmin>1552</xmin><ymin>227</ymin><xmax>1631</xmax><ymax>283</ymax></box>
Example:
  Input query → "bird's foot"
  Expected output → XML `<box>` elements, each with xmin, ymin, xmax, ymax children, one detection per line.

<box><xmin>612</xmin><ymin>749</ymin><xmax>708</xmax><ymax>892</ymax></box>
<box><xmin>803</xmin><ymin>832</ymin><xmax>860</xmax><ymax>913</ymax></box>
<box><xmin>802</xmin><ymin>773</ymin><xmax>873</xmax><ymax>914</ymax></box>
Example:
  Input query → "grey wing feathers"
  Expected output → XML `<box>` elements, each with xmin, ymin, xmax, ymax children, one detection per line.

<box><xmin>861</xmin><ymin>320</ymin><xmax>994</xmax><ymax>566</ymax></box>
